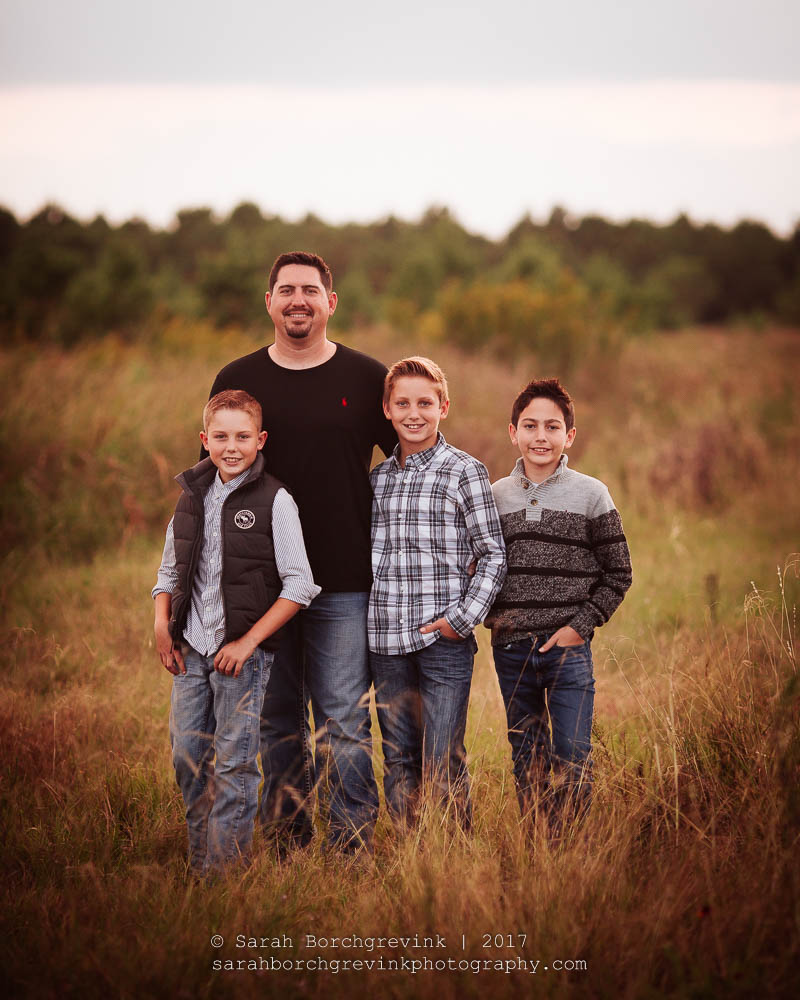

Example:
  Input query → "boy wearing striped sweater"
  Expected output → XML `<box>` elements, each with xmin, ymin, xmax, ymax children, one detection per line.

<box><xmin>486</xmin><ymin>378</ymin><xmax>632</xmax><ymax>829</ymax></box>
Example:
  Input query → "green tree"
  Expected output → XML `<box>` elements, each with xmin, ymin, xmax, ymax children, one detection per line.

<box><xmin>60</xmin><ymin>239</ymin><xmax>154</xmax><ymax>342</ymax></box>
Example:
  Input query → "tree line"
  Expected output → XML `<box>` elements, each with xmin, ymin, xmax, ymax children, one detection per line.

<box><xmin>1</xmin><ymin>202</ymin><xmax>798</xmax><ymax>351</ymax></box>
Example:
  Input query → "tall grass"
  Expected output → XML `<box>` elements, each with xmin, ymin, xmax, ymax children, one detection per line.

<box><xmin>1</xmin><ymin>324</ymin><xmax>799</xmax><ymax>997</ymax></box>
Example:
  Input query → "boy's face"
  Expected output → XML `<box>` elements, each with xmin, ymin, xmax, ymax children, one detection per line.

<box><xmin>384</xmin><ymin>376</ymin><xmax>449</xmax><ymax>458</ymax></box>
<box><xmin>200</xmin><ymin>408</ymin><xmax>267</xmax><ymax>483</ymax></box>
<box><xmin>510</xmin><ymin>397</ymin><xmax>576</xmax><ymax>482</ymax></box>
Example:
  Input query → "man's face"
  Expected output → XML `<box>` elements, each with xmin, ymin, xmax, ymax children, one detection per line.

<box><xmin>265</xmin><ymin>264</ymin><xmax>337</xmax><ymax>341</ymax></box>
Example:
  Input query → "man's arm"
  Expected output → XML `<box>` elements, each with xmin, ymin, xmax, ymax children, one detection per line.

<box><xmin>375</xmin><ymin>413</ymin><xmax>398</xmax><ymax>460</ymax></box>
<box><xmin>370</xmin><ymin>363</ymin><xmax>398</xmax><ymax>458</ymax></box>
<box><xmin>200</xmin><ymin>367</ymin><xmax>230</xmax><ymax>459</ymax></box>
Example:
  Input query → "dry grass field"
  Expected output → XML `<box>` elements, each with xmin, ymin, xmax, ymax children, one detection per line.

<box><xmin>1</xmin><ymin>323</ymin><xmax>798</xmax><ymax>998</ymax></box>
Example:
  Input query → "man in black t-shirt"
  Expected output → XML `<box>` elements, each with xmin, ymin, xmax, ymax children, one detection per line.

<box><xmin>208</xmin><ymin>251</ymin><xmax>396</xmax><ymax>852</ymax></box>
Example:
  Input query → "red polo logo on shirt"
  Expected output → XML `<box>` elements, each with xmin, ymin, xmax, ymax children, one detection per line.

<box><xmin>342</xmin><ymin>397</ymin><xmax>348</xmax><ymax>407</ymax></box>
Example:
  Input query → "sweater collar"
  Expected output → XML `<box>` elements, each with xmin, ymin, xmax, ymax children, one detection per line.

<box><xmin>512</xmin><ymin>453</ymin><xmax>569</xmax><ymax>489</ymax></box>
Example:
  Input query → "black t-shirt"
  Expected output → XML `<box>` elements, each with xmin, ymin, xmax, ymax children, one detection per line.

<box><xmin>209</xmin><ymin>343</ymin><xmax>397</xmax><ymax>592</ymax></box>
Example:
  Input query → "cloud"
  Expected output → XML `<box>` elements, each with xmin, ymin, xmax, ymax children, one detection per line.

<box><xmin>1</xmin><ymin>81</ymin><xmax>798</xmax><ymax>233</ymax></box>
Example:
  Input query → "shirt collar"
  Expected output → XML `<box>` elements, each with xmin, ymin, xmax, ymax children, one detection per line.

<box><xmin>391</xmin><ymin>431</ymin><xmax>447</xmax><ymax>472</ymax></box>
<box><xmin>211</xmin><ymin>467</ymin><xmax>250</xmax><ymax>498</ymax></box>
<box><xmin>512</xmin><ymin>453</ymin><xmax>569</xmax><ymax>489</ymax></box>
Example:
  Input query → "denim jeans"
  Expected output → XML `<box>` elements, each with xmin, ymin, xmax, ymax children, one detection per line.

<box><xmin>492</xmin><ymin>636</ymin><xmax>595</xmax><ymax>828</ymax></box>
<box><xmin>169</xmin><ymin>643</ymin><xmax>272</xmax><ymax>872</ymax></box>
<box><xmin>371</xmin><ymin>634</ymin><xmax>478</xmax><ymax>830</ymax></box>
<box><xmin>258</xmin><ymin>591</ymin><xmax>378</xmax><ymax>851</ymax></box>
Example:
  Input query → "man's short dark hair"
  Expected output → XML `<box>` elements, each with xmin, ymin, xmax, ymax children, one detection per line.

<box><xmin>511</xmin><ymin>377</ymin><xmax>575</xmax><ymax>430</ymax></box>
<box><xmin>268</xmin><ymin>251</ymin><xmax>333</xmax><ymax>294</ymax></box>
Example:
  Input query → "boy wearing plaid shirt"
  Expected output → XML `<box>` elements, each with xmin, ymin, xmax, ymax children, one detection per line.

<box><xmin>368</xmin><ymin>357</ymin><xmax>506</xmax><ymax>828</ymax></box>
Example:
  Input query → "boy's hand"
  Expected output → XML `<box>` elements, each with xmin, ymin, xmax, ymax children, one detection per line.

<box><xmin>214</xmin><ymin>637</ymin><xmax>257</xmax><ymax>677</ymax></box>
<box><xmin>419</xmin><ymin>617</ymin><xmax>463</xmax><ymax>641</ymax></box>
<box><xmin>539</xmin><ymin>626</ymin><xmax>585</xmax><ymax>652</ymax></box>
<box><xmin>155</xmin><ymin>620</ymin><xmax>185</xmax><ymax>675</ymax></box>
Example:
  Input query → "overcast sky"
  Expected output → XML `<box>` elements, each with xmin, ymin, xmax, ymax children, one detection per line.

<box><xmin>1</xmin><ymin>1</ymin><xmax>798</xmax><ymax>235</ymax></box>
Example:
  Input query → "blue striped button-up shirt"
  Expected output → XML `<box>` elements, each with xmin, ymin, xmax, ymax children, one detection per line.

<box><xmin>153</xmin><ymin>467</ymin><xmax>319</xmax><ymax>654</ymax></box>
<box><xmin>368</xmin><ymin>433</ymin><xmax>507</xmax><ymax>655</ymax></box>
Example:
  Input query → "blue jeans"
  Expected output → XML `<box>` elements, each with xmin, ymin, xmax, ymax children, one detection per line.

<box><xmin>258</xmin><ymin>591</ymin><xmax>378</xmax><ymax>850</ymax></box>
<box><xmin>170</xmin><ymin>644</ymin><xmax>272</xmax><ymax>872</ymax></box>
<box><xmin>371</xmin><ymin>635</ymin><xmax>477</xmax><ymax>830</ymax></box>
<box><xmin>492</xmin><ymin>636</ymin><xmax>595</xmax><ymax>828</ymax></box>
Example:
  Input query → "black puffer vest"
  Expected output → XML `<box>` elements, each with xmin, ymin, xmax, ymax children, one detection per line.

<box><xmin>168</xmin><ymin>453</ymin><xmax>286</xmax><ymax>651</ymax></box>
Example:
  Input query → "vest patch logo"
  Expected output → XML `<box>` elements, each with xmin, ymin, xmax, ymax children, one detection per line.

<box><xmin>234</xmin><ymin>509</ymin><xmax>256</xmax><ymax>530</ymax></box>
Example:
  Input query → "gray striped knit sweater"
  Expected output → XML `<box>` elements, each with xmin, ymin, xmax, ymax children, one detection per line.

<box><xmin>486</xmin><ymin>456</ymin><xmax>632</xmax><ymax>646</ymax></box>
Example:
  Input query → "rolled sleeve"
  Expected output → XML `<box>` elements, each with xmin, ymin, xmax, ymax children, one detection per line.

<box><xmin>272</xmin><ymin>488</ymin><xmax>321</xmax><ymax>607</ymax></box>
<box><xmin>151</xmin><ymin>517</ymin><xmax>180</xmax><ymax>599</ymax></box>
<box><xmin>445</xmin><ymin>465</ymin><xmax>507</xmax><ymax>635</ymax></box>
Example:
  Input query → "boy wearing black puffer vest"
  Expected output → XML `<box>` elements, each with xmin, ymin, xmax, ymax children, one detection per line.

<box><xmin>153</xmin><ymin>389</ymin><xmax>319</xmax><ymax>875</ymax></box>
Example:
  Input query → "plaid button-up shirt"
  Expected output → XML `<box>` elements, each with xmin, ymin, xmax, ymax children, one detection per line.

<box><xmin>368</xmin><ymin>433</ymin><xmax>506</xmax><ymax>655</ymax></box>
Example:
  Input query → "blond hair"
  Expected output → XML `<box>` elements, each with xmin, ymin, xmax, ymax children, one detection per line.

<box><xmin>383</xmin><ymin>356</ymin><xmax>449</xmax><ymax>407</ymax></box>
<box><xmin>202</xmin><ymin>389</ymin><xmax>263</xmax><ymax>432</ymax></box>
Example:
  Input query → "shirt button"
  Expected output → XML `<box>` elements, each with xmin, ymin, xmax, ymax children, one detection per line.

<box><xmin>530</xmin><ymin>499</ymin><xmax>538</xmax><ymax>506</ymax></box>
